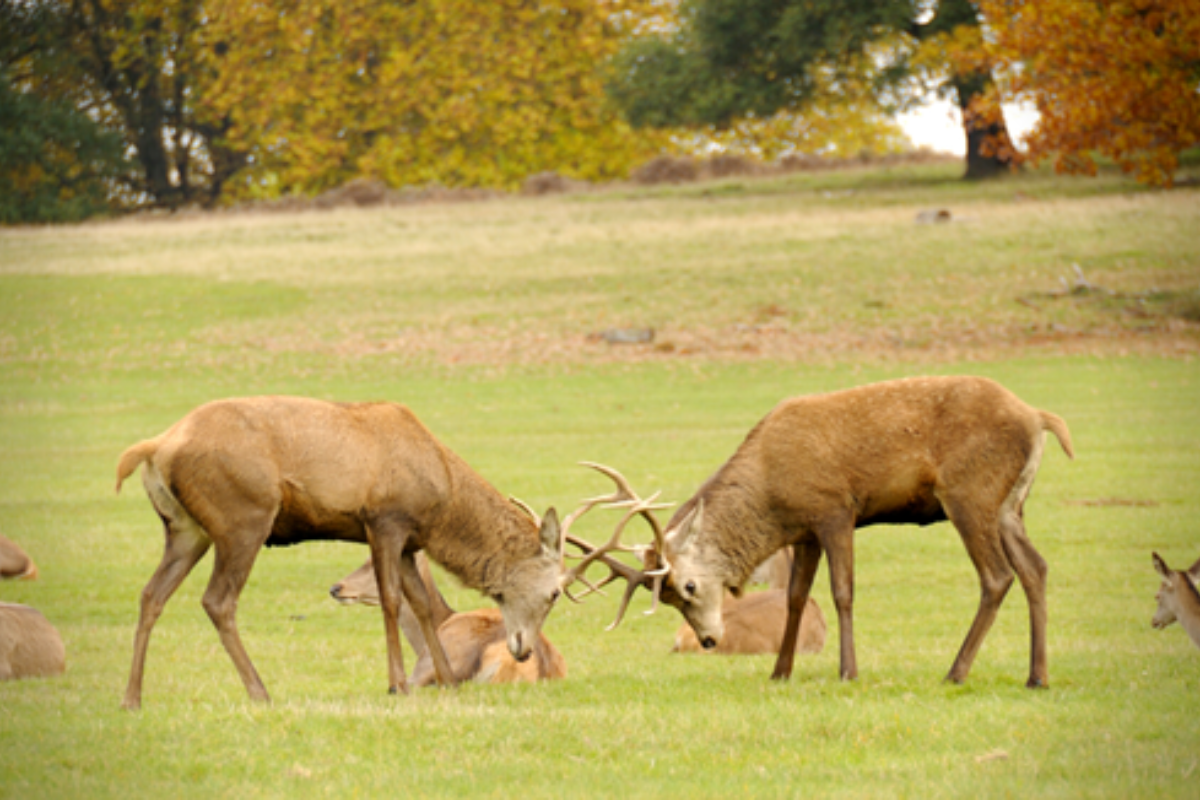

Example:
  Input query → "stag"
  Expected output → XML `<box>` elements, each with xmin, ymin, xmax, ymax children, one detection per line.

<box><xmin>330</xmin><ymin>553</ymin><xmax>566</xmax><ymax>685</ymax></box>
<box><xmin>1151</xmin><ymin>553</ymin><xmax>1200</xmax><ymax>649</ymax></box>
<box><xmin>115</xmin><ymin>396</ymin><xmax>564</xmax><ymax>709</ymax></box>
<box><xmin>575</xmin><ymin>377</ymin><xmax>1074</xmax><ymax>688</ymax></box>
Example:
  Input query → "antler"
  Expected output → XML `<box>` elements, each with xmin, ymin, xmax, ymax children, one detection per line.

<box><xmin>558</xmin><ymin>462</ymin><xmax>674</xmax><ymax>629</ymax></box>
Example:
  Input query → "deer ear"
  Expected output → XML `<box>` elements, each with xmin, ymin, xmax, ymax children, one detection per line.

<box><xmin>1152</xmin><ymin>552</ymin><xmax>1171</xmax><ymax>579</ymax></box>
<box><xmin>667</xmin><ymin>499</ymin><xmax>703</xmax><ymax>553</ymax></box>
<box><xmin>539</xmin><ymin>507</ymin><xmax>561</xmax><ymax>556</ymax></box>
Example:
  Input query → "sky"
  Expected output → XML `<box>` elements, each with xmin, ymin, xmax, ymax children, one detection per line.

<box><xmin>897</xmin><ymin>98</ymin><xmax>1039</xmax><ymax>155</ymax></box>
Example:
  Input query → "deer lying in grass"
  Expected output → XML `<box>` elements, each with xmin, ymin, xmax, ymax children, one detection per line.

<box><xmin>572</xmin><ymin>377</ymin><xmax>1073</xmax><ymax>688</ymax></box>
<box><xmin>331</xmin><ymin>553</ymin><xmax>566</xmax><ymax>685</ymax></box>
<box><xmin>1151</xmin><ymin>553</ymin><xmax>1200</xmax><ymax>649</ymax></box>
<box><xmin>115</xmin><ymin>396</ymin><xmax>564</xmax><ymax>709</ymax></box>
<box><xmin>0</xmin><ymin>603</ymin><xmax>65</xmax><ymax>680</ymax></box>
<box><xmin>672</xmin><ymin>586</ymin><xmax>826</xmax><ymax>656</ymax></box>
<box><xmin>0</xmin><ymin>534</ymin><xmax>37</xmax><ymax>580</ymax></box>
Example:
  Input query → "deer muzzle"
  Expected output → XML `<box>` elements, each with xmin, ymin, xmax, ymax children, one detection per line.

<box><xmin>508</xmin><ymin>630</ymin><xmax>532</xmax><ymax>662</ymax></box>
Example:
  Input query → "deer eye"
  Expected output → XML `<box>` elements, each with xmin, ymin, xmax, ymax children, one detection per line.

<box><xmin>685</xmin><ymin>580</ymin><xmax>697</xmax><ymax>596</ymax></box>
<box><xmin>550</xmin><ymin>588</ymin><xmax>561</xmax><ymax>604</ymax></box>
<box><xmin>493</xmin><ymin>593</ymin><xmax>504</xmax><ymax>604</ymax></box>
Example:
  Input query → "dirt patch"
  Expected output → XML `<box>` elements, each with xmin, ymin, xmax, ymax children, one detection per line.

<box><xmin>1066</xmin><ymin>498</ymin><xmax>1161</xmax><ymax>507</ymax></box>
<box><xmin>227</xmin><ymin>318</ymin><xmax>1200</xmax><ymax>370</ymax></box>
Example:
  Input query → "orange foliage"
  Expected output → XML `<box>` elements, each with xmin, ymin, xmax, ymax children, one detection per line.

<box><xmin>980</xmin><ymin>0</ymin><xmax>1200</xmax><ymax>185</ymax></box>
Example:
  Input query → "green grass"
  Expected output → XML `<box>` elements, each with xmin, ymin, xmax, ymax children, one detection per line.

<box><xmin>1</xmin><ymin>162</ymin><xmax>1198</xmax><ymax>798</ymax></box>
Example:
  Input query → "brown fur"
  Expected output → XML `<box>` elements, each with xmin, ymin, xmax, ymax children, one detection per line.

<box><xmin>0</xmin><ymin>534</ymin><xmax>37</xmax><ymax>580</ymax></box>
<box><xmin>331</xmin><ymin>556</ymin><xmax>565</xmax><ymax>684</ymax></box>
<box><xmin>673</xmin><ymin>590</ymin><xmax>826</xmax><ymax>656</ymax></box>
<box><xmin>0</xmin><ymin>602</ymin><xmax>65</xmax><ymax>680</ymax></box>
<box><xmin>657</xmin><ymin>376</ymin><xmax>1073</xmax><ymax>688</ymax></box>
<box><xmin>330</xmin><ymin>554</ymin><xmax>457</xmax><ymax>653</ymax></box>
<box><xmin>410</xmin><ymin>609</ymin><xmax>566</xmax><ymax>686</ymax></box>
<box><xmin>114</xmin><ymin>396</ymin><xmax>563</xmax><ymax>709</ymax></box>
<box><xmin>1152</xmin><ymin>552</ymin><xmax>1200</xmax><ymax>649</ymax></box>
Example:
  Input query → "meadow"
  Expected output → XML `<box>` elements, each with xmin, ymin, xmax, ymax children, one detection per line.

<box><xmin>0</xmin><ymin>160</ymin><xmax>1198</xmax><ymax>798</ymax></box>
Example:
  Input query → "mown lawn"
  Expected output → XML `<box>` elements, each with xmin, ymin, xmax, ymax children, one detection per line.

<box><xmin>1</xmin><ymin>161</ymin><xmax>1197</xmax><ymax>798</ymax></box>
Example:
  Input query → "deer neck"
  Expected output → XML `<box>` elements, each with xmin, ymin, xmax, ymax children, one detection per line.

<box><xmin>422</xmin><ymin>454</ymin><xmax>539</xmax><ymax>597</ymax></box>
<box><xmin>1172</xmin><ymin>574</ymin><xmax>1200</xmax><ymax>646</ymax></box>
<box><xmin>689</xmin><ymin>456</ymin><xmax>786</xmax><ymax>588</ymax></box>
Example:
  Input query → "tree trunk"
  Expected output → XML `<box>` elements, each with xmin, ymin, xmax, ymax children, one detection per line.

<box><xmin>952</xmin><ymin>72</ymin><xmax>1016</xmax><ymax>180</ymax></box>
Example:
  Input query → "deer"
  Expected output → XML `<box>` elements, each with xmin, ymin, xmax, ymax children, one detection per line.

<box><xmin>672</xmin><ymin>586</ymin><xmax>826</xmax><ymax>656</ymax></box>
<box><xmin>330</xmin><ymin>553</ymin><xmax>566</xmax><ymax>684</ymax></box>
<box><xmin>671</xmin><ymin>548</ymin><xmax>826</xmax><ymax>656</ymax></box>
<box><xmin>1151</xmin><ymin>552</ymin><xmax>1200</xmax><ymax>649</ymax></box>
<box><xmin>0</xmin><ymin>602</ymin><xmax>65</xmax><ymax>680</ymax></box>
<box><xmin>0</xmin><ymin>534</ymin><xmax>37</xmax><ymax>580</ymax></box>
<box><xmin>567</xmin><ymin>377</ymin><xmax>1074</xmax><ymax>689</ymax></box>
<box><xmin>114</xmin><ymin>395</ymin><xmax>565</xmax><ymax>709</ymax></box>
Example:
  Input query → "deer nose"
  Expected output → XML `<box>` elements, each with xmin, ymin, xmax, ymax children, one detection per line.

<box><xmin>701</xmin><ymin>636</ymin><xmax>717</xmax><ymax>650</ymax></box>
<box><xmin>509</xmin><ymin>631</ymin><xmax>532</xmax><ymax>662</ymax></box>
<box><xmin>329</xmin><ymin>584</ymin><xmax>343</xmax><ymax>600</ymax></box>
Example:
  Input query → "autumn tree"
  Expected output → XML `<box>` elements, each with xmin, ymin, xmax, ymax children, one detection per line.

<box><xmin>200</xmin><ymin>0</ymin><xmax>667</xmax><ymax>197</ymax></box>
<box><xmin>979</xmin><ymin>0</ymin><xmax>1200</xmax><ymax>186</ymax></box>
<box><xmin>607</xmin><ymin>0</ymin><xmax>1019</xmax><ymax>179</ymax></box>
<box><xmin>8</xmin><ymin>0</ymin><xmax>246</xmax><ymax>211</ymax></box>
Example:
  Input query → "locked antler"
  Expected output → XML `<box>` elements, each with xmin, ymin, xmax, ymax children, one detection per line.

<box><xmin>556</xmin><ymin>462</ymin><xmax>674</xmax><ymax>629</ymax></box>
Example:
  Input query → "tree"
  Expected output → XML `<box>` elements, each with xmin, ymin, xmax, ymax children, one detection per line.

<box><xmin>7</xmin><ymin>0</ymin><xmax>246</xmax><ymax>211</ymax></box>
<box><xmin>1</xmin><ymin>4</ymin><xmax>128</xmax><ymax>222</ymax></box>
<box><xmin>606</xmin><ymin>0</ymin><xmax>1019</xmax><ymax>179</ymax></box>
<box><xmin>200</xmin><ymin>0</ymin><xmax>668</xmax><ymax>196</ymax></box>
<box><xmin>979</xmin><ymin>0</ymin><xmax>1200</xmax><ymax>186</ymax></box>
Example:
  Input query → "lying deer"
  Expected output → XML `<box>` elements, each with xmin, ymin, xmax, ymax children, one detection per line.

<box><xmin>330</xmin><ymin>553</ymin><xmax>566</xmax><ymax>684</ymax></box>
<box><xmin>1151</xmin><ymin>552</ymin><xmax>1200</xmax><ymax>649</ymax></box>
<box><xmin>672</xmin><ymin>588</ymin><xmax>826</xmax><ymax>656</ymax></box>
<box><xmin>0</xmin><ymin>602</ymin><xmax>65</xmax><ymax>680</ymax></box>
<box><xmin>0</xmin><ymin>534</ymin><xmax>37</xmax><ymax>580</ymax></box>
<box><xmin>115</xmin><ymin>396</ymin><xmax>565</xmax><ymax>709</ymax></box>
<box><xmin>671</xmin><ymin>548</ymin><xmax>826</xmax><ymax>655</ymax></box>
<box><xmin>568</xmin><ymin>377</ymin><xmax>1073</xmax><ymax>688</ymax></box>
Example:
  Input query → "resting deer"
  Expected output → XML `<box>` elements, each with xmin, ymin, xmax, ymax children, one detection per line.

<box><xmin>669</xmin><ymin>547</ymin><xmax>825</xmax><ymax>655</ymax></box>
<box><xmin>672</xmin><ymin>587</ymin><xmax>826</xmax><ymax>656</ymax></box>
<box><xmin>330</xmin><ymin>553</ymin><xmax>566</xmax><ymax>684</ymax></box>
<box><xmin>0</xmin><ymin>602</ymin><xmax>65</xmax><ymax>680</ymax></box>
<box><xmin>569</xmin><ymin>377</ymin><xmax>1073</xmax><ymax>688</ymax></box>
<box><xmin>115</xmin><ymin>396</ymin><xmax>564</xmax><ymax>709</ymax></box>
<box><xmin>1151</xmin><ymin>552</ymin><xmax>1200</xmax><ymax>649</ymax></box>
<box><xmin>0</xmin><ymin>534</ymin><xmax>37</xmax><ymax>580</ymax></box>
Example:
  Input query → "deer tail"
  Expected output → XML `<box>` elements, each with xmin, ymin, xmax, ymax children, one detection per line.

<box><xmin>115</xmin><ymin>438</ymin><xmax>160</xmax><ymax>494</ymax></box>
<box><xmin>1039</xmin><ymin>411</ymin><xmax>1075</xmax><ymax>460</ymax></box>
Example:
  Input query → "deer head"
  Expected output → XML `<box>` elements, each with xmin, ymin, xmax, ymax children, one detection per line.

<box><xmin>655</xmin><ymin>499</ymin><xmax>726</xmax><ymax>649</ymax></box>
<box><xmin>489</xmin><ymin>510</ymin><xmax>563</xmax><ymax>663</ymax></box>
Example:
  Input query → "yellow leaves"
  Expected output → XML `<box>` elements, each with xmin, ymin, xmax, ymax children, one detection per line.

<box><xmin>205</xmin><ymin>0</ymin><xmax>665</xmax><ymax>196</ymax></box>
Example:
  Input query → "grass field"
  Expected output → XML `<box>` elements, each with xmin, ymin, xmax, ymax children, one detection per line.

<box><xmin>1</xmin><ymin>160</ymin><xmax>1198</xmax><ymax>798</ymax></box>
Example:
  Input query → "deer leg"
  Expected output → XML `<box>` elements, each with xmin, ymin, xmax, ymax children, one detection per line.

<box><xmin>816</xmin><ymin>515</ymin><xmax>858</xmax><ymax>681</ymax></box>
<box><xmin>399</xmin><ymin>552</ymin><xmax>457</xmax><ymax>688</ymax></box>
<box><xmin>942</xmin><ymin>497</ymin><xmax>1014</xmax><ymax>685</ymax></box>
<box><xmin>122</xmin><ymin>517</ymin><xmax>211</xmax><ymax>710</ymax></box>
<box><xmin>201</xmin><ymin>532</ymin><xmax>270</xmax><ymax>703</ymax></box>
<box><xmin>771</xmin><ymin>539</ymin><xmax>822</xmax><ymax>681</ymax></box>
<box><xmin>365</xmin><ymin>529</ymin><xmax>411</xmax><ymax>696</ymax></box>
<box><xmin>999</xmin><ymin>509</ymin><xmax>1049</xmax><ymax>688</ymax></box>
